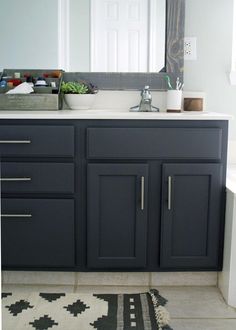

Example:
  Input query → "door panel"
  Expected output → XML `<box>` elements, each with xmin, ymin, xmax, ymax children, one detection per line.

<box><xmin>161</xmin><ymin>163</ymin><xmax>223</xmax><ymax>269</ymax></box>
<box><xmin>87</xmin><ymin>163</ymin><xmax>148</xmax><ymax>268</ymax></box>
<box><xmin>91</xmin><ymin>0</ymin><xmax>148</xmax><ymax>72</ymax></box>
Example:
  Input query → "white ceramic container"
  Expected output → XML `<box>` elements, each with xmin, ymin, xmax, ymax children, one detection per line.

<box><xmin>64</xmin><ymin>94</ymin><xmax>97</xmax><ymax>110</ymax></box>
<box><xmin>166</xmin><ymin>90</ymin><xmax>183</xmax><ymax>111</ymax></box>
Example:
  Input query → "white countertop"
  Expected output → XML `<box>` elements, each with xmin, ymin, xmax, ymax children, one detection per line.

<box><xmin>0</xmin><ymin>109</ymin><xmax>232</xmax><ymax>120</ymax></box>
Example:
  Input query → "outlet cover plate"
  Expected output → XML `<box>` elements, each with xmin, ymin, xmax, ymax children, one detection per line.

<box><xmin>184</xmin><ymin>37</ymin><xmax>197</xmax><ymax>60</ymax></box>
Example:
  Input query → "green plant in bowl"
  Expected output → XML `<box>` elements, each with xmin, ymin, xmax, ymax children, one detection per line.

<box><xmin>61</xmin><ymin>82</ymin><xmax>89</xmax><ymax>94</ymax></box>
<box><xmin>61</xmin><ymin>81</ymin><xmax>98</xmax><ymax>110</ymax></box>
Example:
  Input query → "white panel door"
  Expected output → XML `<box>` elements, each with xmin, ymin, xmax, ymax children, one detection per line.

<box><xmin>91</xmin><ymin>0</ymin><xmax>148</xmax><ymax>72</ymax></box>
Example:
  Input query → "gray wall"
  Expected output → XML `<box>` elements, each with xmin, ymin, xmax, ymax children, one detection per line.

<box><xmin>184</xmin><ymin>0</ymin><xmax>236</xmax><ymax>140</ymax></box>
<box><xmin>0</xmin><ymin>0</ymin><xmax>58</xmax><ymax>70</ymax></box>
<box><xmin>70</xmin><ymin>0</ymin><xmax>90</xmax><ymax>71</ymax></box>
<box><xmin>0</xmin><ymin>0</ymin><xmax>90</xmax><ymax>71</ymax></box>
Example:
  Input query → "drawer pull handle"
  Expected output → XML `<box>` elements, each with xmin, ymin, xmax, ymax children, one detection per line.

<box><xmin>141</xmin><ymin>176</ymin><xmax>145</xmax><ymax>211</ymax></box>
<box><xmin>1</xmin><ymin>214</ymin><xmax>32</xmax><ymax>218</ymax></box>
<box><xmin>0</xmin><ymin>140</ymin><xmax>31</xmax><ymax>144</ymax></box>
<box><xmin>0</xmin><ymin>177</ymin><xmax>31</xmax><ymax>182</ymax></box>
<box><xmin>168</xmin><ymin>176</ymin><xmax>172</xmax><ymax>211</ymax></box>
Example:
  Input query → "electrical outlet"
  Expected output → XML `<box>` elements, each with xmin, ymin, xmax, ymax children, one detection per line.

<box><xmin>184</xmin><ymin>37</ymin><xmax>197</xmax><ymax>60</ymax></box>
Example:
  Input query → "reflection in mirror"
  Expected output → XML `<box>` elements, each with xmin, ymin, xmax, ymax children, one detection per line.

<box><xmin>0</xmin><ymin>0</ymin><xmax>166</xmax><ymax>74</ymax></box>
<box><xmin>90</xmin><ymin>0</ymin><xmax>166</xmax><ymax>73</ymax></box>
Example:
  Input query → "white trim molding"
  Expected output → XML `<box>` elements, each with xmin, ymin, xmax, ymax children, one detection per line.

<box><xmin>58</xmin><ymin>0</ymin><xmax>70</xmax><ymax>71</ymax></box>
<box><xmin>90</xmin><ymin>0</ymin><xmax>96</xmax><ymax>72</ymax></box>
<box><xmin>230</xmin><ymin>0</ymin><xmax>236</xmax><ymax>84</ymax></box>
<box><xmin>149</xmin><ymin>0</ymin><xmax>166</xmax><ymax>72</ymax></box>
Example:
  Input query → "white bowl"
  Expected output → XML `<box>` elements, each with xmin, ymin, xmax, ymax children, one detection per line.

<box><xmin>64</xmin><ymin>94</ymin><xmax>96</xmax><ymax>110</ymax></box>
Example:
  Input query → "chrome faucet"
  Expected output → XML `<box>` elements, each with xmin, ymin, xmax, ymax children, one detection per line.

<box><xmin>130</xmin><ymin>86</ymin><xmax>159</xmax><ymax>112</ymax></box>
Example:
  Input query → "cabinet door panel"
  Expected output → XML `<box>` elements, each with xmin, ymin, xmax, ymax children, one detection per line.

<box><xmin>87</xmin><ymin>164</ymin><xmax>148</xmax><ymax>268</ymax></box>
<box><xmin>1</xmin><ymin>199</ymin><xmax>75</xmax><ymax>267</ymax></box>
<box><xmin>161</xmin><ymin>164</ymin><xmax>223</xmax><ymax>269</ymax></box>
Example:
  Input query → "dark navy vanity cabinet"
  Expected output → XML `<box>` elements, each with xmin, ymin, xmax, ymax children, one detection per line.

<box><xmin>1</xmin><ymin>119</ymin><xmax>228</xmax><ymax>272</ymax></box>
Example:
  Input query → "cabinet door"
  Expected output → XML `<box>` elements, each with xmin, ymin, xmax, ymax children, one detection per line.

<box><xmin>87</xmin><ymin>164</ymin><xmax>148</xmax><ymax>268</ymax></box>
<box><xmin>161</xmin><ymin>164</ymin><xmax>223</xmax><ymax>269</ymax></box>
<box><xmin>2</xmin><ymin>199</ymin><xmax>75</xmax><ymax>268</ymax></box>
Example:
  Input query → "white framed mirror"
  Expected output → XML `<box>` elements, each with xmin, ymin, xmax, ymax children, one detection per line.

<box><xmin>0</xmin><ymin>0</ymin><xmax>185</xmax><ymax>90</ymax></box>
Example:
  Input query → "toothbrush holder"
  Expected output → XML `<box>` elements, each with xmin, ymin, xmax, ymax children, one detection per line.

<box><xmin>166</xmin><ymin>90</ymin><xmax>183</xmax><ymax>112</ymax></box>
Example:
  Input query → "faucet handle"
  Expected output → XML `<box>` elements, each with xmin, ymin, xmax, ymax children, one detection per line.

<box><xmin>141</xmin><ymin>85</ymin><xmax>150</xmax><ymax>96</ymax></box>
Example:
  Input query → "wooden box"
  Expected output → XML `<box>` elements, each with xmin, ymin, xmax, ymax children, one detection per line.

<box><xmin>0</xmin><ymin>69</ymin><xmax>63</xmax><ymax>110</ymax></box>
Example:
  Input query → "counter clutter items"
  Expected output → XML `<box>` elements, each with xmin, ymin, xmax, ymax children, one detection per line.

<box><xmin>6</xmin><ymin>82</ymin><xmax>34</xmax><ymax>94</ymax></box>
<box><xmin>0</xmin><ymin>69</ymin><xmax>63</xmax><ymax>110</ymax></box>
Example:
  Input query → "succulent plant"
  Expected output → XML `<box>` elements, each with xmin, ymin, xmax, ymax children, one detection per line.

<box><xmin>61</xmin><ymin>81</ymin><xmax>98</xmax><ymax>94</ymax></box>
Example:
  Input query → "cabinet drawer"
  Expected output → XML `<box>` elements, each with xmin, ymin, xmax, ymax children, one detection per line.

<box><xmin>1</xmin><ymin>199</ymin><xmax>75</xmax><ymax>267</ymax></box>
<box><xmin>1</xmin><ymin>163</ymin><xmax>74</xmax><ymax>194</ymax></box>
<box><xmin>87</xmin><ymin>128</ymin><xmax>222</xmax><ymax>160</ymax></box>
<box><xmin>0</xmin><ymin>125</ymin><xmax>74</xmax><ymax>157</ymax></box>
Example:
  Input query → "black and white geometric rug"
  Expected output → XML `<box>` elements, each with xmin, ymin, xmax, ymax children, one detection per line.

<box><xmin>2</xmin><ymin>289</ymin><xmax>172</xmax><ymax>330</ymax></box>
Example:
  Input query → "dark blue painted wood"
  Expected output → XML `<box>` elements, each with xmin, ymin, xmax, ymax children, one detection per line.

<box><xmin>160</xmin><ymin>163</ymin><xmax>223</xmax><ymax>269</ymax></box>
<box><xmin>0</xmin><ymin>119</ymin><xmax>228</xmax><ymax>272</ymax></box>
<box><xmin>0</xmin><ymin>125</ymin><xmax>75</xmax><ymax>157</ymax></box>
<box><xmin>1</xmin><ymin>163</ymin><xmax>74</xmax><ymax>194</ymax></box>
<box><xmin>1</xmin><ymin>199</ymin><xmax>75</xmax><ymax>267</ymax></box>
<box><xmin>87</xmin><ymin>127</ymin><xmax>222</xmax><ymax>160</ymax></box>
<box><xmin>87</xmin><ymin>164</ymin><xmax>149</xmax><ymax>268</ymax></box>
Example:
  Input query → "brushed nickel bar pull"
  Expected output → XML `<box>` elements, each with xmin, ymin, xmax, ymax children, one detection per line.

<box><xmin>0</xmin><ymin>177</ymin><xmax>31</xmax><ymax>182</ymax></box>
<box><xmin>1</xmin><ymin>214</ymin><xmax>32</xmax><ymax>218</ymax></box>
<box><xmin>0</xmin><ymin>140</ymin><xmax>31</xmax><ymax>144</ymax></box>
<box><xmin>168</xmin><ymin>176</ymin><xmax>172</xmax><ymax>211</ymax></box>
<box><xmin>141</xmin><ymin>176</ymin><xmax>145</xmax><ymax>211</ymax></box>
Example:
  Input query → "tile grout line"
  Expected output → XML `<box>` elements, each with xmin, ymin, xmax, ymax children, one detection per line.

<box><xmin>74</xmin><ymin>272</ymin><xmax>78</xmax><ymax>293</ymax></box>
<box><xmin>148</xmin><ymin>272</ymin><xmax>151</xmax><ymax>289</ymax></box>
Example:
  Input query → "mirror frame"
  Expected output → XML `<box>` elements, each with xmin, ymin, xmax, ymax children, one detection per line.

<box><xmin>64</xmin><ymin>0</ymin><xmax>185</xmax><ymax>90</ymax></box>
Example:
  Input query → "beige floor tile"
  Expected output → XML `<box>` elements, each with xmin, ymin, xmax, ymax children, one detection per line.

<box><xmin>151</xmin><ymin>272</ymin><xmax>217</xmax><ymax>286</ymax></box>
<box><xmin>158</xmin><ymin>286</ymin><xmax>236</xmax><ymax>319</ymax></box>
<box><xmin>2</xmin><ymin>284</ymin><xmax>75</xmax><ymax>293</ymax></box>
<box><xmin>170</xmin><ymin>319</ymin><xmax>236</xmax><ymax>330</ymax></box>
<box><xmin>74</xmin><ymin>285</ymin><xmax>150</xmax><ymax>294</ymax></box>
<box><xmin>77</xmin><ymin>272</ymin><xmax>149</xmax><ymax>286</ymax></box>
<box><xmin>2</xmin><ymin>271</ymin><xmax>76</xmax><ymax>285</ymax></box>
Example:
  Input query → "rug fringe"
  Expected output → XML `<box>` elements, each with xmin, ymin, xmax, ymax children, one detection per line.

<box><xmin>149</xmin><ymin>289</ymin><xmax>173</xmax><ymax>330</ymax></box>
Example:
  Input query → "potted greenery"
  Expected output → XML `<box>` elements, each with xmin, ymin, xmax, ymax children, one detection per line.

<box><xmin>61</xmin><ymin>81</ymin><xmax>98</xmax><ymax>110</ymax></box>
